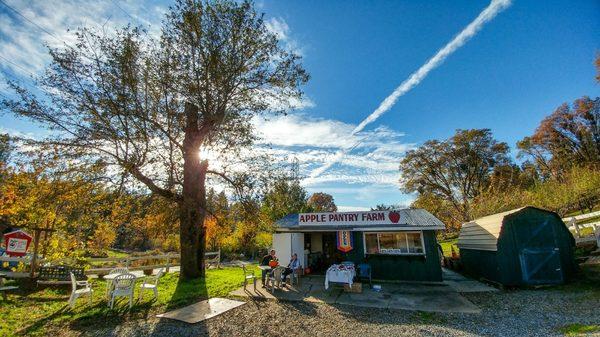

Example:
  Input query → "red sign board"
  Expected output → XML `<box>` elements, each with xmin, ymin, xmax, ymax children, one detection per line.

<box><xmin>3</xmin><ymin>230</ymin><xmax>33</xmax><ymax>257</ymax></box>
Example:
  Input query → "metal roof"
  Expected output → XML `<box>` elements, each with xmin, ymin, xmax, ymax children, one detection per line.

<box><xmin>274</xmin><ymin>208</ymin><xmax>446</xmax><ymax>232</ymax></box>
<box><xmin>457</xmin><ymin>206</ymin><xmax>557</xmax><ymax>251</ymax></box>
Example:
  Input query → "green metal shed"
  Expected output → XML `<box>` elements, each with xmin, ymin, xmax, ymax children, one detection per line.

<box><xmin>457</xmin><ymin>206</ymin><xmax>576</xmax><ymax>286</ymax></box>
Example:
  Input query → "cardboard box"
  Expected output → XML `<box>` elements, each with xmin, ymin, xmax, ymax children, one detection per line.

<box><xmin>344</xmin><ymin>282</ymin><xmax>362</xmax><ymax>293</ymax></box>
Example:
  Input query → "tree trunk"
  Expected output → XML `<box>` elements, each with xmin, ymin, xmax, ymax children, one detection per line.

<box><xmin>179</xmin><ymin>102</ymin><xmax>207</xmax><ymax>280</ymax></box>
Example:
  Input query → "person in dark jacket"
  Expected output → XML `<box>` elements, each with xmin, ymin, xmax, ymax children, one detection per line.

<box><xmin>260</xmin><ymin>249</ymin><xmax>277</xmax><ymax>286</ymax></box>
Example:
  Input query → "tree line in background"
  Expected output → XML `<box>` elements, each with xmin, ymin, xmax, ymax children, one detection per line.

<box><xmin>0</xmin><ymin>139</ymin><xmax>337</xmax><ymax>261</ymax></box>
<box><xmin>400</xmin><ymin>59</ymin><xmax>600</xmax><ymax>232</ymax></box>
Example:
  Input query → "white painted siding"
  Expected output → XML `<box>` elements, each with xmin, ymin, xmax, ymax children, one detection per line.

<box><xmin>272</xmin><ymin>233</ymin><xmax>305</xmax><ymax>268</ymax></box>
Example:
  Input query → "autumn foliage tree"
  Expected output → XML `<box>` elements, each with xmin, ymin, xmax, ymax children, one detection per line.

<box><xmin>307</xmin><ymin>192</ymin><xmax>337</xmax><ymax>212</ymax></box>
<box><xmin>517</xmin><ymin>96</ymin><xmax>599</xmax><ymax>178</ymax></box>
<box><xmin>1</xmin><ymin>0</ymin><xmax>308</xmax><ymax>279</ymax></box>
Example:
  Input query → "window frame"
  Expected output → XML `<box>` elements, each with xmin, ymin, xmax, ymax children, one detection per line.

<box><xmin>362</xmin><ymin>231</ymin><xmax>426</xmax><ymax>256</ymax></box>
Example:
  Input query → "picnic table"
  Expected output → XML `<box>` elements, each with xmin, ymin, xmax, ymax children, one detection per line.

<box><xmin>325</xmin><ymin>264</ymin><xmax>355</xmax><ymax>290</ymax></box>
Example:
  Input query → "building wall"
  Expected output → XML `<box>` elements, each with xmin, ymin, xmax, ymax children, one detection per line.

<box><xmin>273</xmin><ymin>233</ymin><xmax>305</xmax><ymax>268</ymax></box>
<box><xmin>460</xmin><ymin>249</ymin><xmax>501</xmax><ymax>282</ymax></box>
<box><xmin>338</xmin><ymin>230</ymin><xmax>442</xmax><ymax>282</ymax></box>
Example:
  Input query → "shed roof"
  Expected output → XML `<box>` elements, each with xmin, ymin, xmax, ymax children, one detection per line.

<box><xmin>457</xmin><ymin>206</ymin><xmax>554</xmax><ymax>251</ymax></box>
<box><xmin>275</xmin><ymin>208</ymin><xmax>445</xmax><ymax>232</ymax></box>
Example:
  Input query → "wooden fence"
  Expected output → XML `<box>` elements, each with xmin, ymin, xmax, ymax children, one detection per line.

<box><xmin>0</xmin><ymin>250</ymin><xmax>221</xmax><ymax>278</ymax></box>
<box><xmin>562</xmin><ymin>211</ymin><xmax>600</xmax><ymax>246</ymax></box>
<box><xmin>562</xmin><ymin>210</ymin><xmax>600</xmax><ymax>237</ymax></box>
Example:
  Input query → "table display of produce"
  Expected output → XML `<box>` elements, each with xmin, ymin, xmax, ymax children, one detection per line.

<box><xmin>324</xmin><ymin>264</ymin><xmax>355</xmax><ymax>290</ymax></box>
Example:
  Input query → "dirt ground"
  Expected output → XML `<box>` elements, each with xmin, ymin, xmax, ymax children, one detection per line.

<box><xmin>45</xmin><ymin>285</ymin><xmax>599</xmax><ymax>337</ymax></box>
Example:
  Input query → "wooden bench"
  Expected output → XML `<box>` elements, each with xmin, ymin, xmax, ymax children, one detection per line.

<box><xmin>37</xmin><ymin>266</ymin><xmax>86</xmax><ymax>286</ymax></box>
<box><xmin>205</xmin><ymin>250</ymin><xmax>221</xmax><ymax>269</ymax></box>
<box><xmin>0</xmin><ymin>285</ymin><xmax>18</xmax><ymax>300</ymax></box>
<box><xmin>0</xmin><ymin>274</ymin><xmax>18</xmax><ymax>300</ymax></box>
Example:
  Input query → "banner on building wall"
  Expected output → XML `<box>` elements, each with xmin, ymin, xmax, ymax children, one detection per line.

<box><xmin>336</xmin><ymin>230</ymin><xmax>353</xmax><ymax>253</ymax></box>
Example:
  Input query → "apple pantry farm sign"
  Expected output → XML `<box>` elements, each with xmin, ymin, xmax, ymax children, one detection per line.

<box><xmin>298</xmin><ymin>210</ymin><xmax>401</xmax><ymax>226</ymax></box>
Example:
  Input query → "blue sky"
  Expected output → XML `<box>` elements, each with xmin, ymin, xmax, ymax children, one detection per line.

<box><xmin>1</xmin><ymin>0</ymin><xmax>599</xmax><ymax>211</ymax></box>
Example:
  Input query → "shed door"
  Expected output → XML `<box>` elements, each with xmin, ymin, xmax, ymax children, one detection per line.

<box><xmin>519</xmin><ymin>248</ymin><xmax>562</xmax><ymax>284</ymax></box>
<box><xmin>514</xmin><ymin>218</ymin><xmax>563</xmax><ymax>284</ymax></box>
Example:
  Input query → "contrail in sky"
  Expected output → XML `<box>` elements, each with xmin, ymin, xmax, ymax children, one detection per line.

<box><xmin>308</xmin><ymin>0</ymin><xmax>511</xmax><ymax>181</ymax></box>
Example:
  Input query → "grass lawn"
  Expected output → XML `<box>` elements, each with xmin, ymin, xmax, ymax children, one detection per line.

<box><xmin>558</xmin><ymin>323</ymin><xmax>600</xmax><ymax>337</ymax></box>
<box><xmin>438</xmin><ymin>238</ymin><xmax>458</xmax><ymax>257</ymax></box>
<box><xmin>105</xmin><ymin>249</ymin><xmax>131</xmax><ymax>258</ymax></box>
<box><xmin>0</xmin><ymin>265</ymin><xmax>258</xmax><ymax>337</ymax></box>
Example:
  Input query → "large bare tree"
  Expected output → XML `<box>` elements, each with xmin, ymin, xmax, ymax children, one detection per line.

<box><xmin>1</xmin><ymin>0</ymin><xmax>308</xmax><ymax>279</ymax></box>
<box><xmin>399</xmin><ymin>129</ymin><xmax>510</xmax><ymax>222</ymax></box>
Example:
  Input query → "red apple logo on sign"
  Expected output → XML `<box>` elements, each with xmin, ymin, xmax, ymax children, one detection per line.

<box><xmin>389</xmin><ymin>211</ymin><xmax>400</xmax><ymax>223</ymax></box>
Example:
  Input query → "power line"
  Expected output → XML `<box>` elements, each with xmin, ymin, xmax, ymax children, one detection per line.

<box><xmin>111</xmin><ymin>0</ymin><xmax>136</xmax><ymax>22</ymax></box>
<box><xmin>0</xmin><ymin>55</ymin><xmax>37</xmax><ymax>79</ymax></box>
<box><xmin>0</xmin><ymin>92</ymin><xmax>11</xmax><ymax>100</ymax></box>
<box><xmin>0</xmin><ymin>0</ymin><xmax>62</xmax><ymax>44</ymax></box>
<box><xmin>0</xmin><ymin>0</ymin><xmax>113</xmax><ymax>80</ymax></box>
<box><xmin>0</xmin><ymin>62</ymin><xmax>57</xmax><ymax>98</ymax></box>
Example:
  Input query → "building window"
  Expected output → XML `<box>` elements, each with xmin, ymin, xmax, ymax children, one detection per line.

<box><xmin>364</xmin><ymin>232</ymin><xmax>425</xmax><ymax>255</ymax></box>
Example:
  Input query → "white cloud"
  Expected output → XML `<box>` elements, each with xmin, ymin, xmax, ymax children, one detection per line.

<box><xmin>264</xmin><ymin>17</ymin><xmax>304</xmax><ymax>56</ymax></box>
<box><xmin>0</xmin><ymin>0</ymin><xmax>164</xmax><ymax>79</ymax></box>
<box><xmin>265</xmin><ymin>17</ymin><xmax>289</xmax><ymax>41</ymax></box>
<box><xmin>253</xmin><ymin>113</ymin><xmax>414</xmax><ymax>189</ymax></box>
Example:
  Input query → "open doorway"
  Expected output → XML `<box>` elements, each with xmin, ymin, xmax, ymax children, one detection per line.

<box><xmin>305</xmin><ymin>232</ymin><xmax>343</xmax><ymax>274</ymax></box>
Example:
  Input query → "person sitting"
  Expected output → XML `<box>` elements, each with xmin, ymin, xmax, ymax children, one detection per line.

<box><xmin>260</xmin><ymin>249</ymin><xmax>277</xmax><ymax>286</ymax></box>
<box><xmin>281</xmin><ymin>253</ymin><xmax>300</xmax><ymax>286</ymax></box>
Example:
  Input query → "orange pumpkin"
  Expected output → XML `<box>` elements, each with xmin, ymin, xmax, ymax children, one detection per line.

<box><xmin>268</xmin><ymin>260</ymin><xmax>279</xmax><ymax>268</ymax></box>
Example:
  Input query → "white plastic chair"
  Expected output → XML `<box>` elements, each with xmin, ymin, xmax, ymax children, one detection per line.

<box><xmin>109</xmin><ymin>267</ymin><xmax>130</xmax><ymax>275</ymax></box>
<box><xmin>242</xmin><ymin>264</ymin><xmax>257</xmax><ymax>291</ymax></box>
<box><xmin>266</xmin><ymin>266</ymin><xmax>285</xmax><ymax>292</ymax></box>
<box><xmin>108</xmin><ymin>273</ymin><xmax>136</xmax><ymax>309</ymax></box>
<box><xmin>106</xmin><ymin>267</ymin><xmax>130</xmax><ymax>298</ymax></box>
<box><xmin>289</xmin><ymin>265</ymin><xmax>302</xmax><ymax>286</ymax></box>
<box><xmin>139</xmin><ymin>269</ymin><xmax>163</xmax><ymax>300</ymax></box>
<box><xmin>68</xmin><ymin>272</ymin><xmax>92</xmax><ymax>308</ymax></box>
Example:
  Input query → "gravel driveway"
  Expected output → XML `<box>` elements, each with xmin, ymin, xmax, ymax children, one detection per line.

<box><xmin>53</xmin><ymin>288</ymin><xmax>599</xmax><ymax>337</ymax></box>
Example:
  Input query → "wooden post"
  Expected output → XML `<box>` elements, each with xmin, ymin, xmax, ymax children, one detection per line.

<box><xmin>165</xmin><ymin>252</ymin><xmax>171</xmax><ymax>273</ymax></box>
<box><xmin>217</xmin><ymin>249</ymin><xmax>221</xmax><ymax>269</ymax></box>
<box><xmin>570</xmin><ymin>219</ymin><xmax>581</xmax><ymax>238</ymax></box>
<box><xmin>29</xmin><ymin>229</ymin><xmax>42</xmax><ymax>278</ymax></box>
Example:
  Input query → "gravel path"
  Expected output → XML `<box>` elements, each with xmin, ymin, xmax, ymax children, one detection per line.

<box><xmin>52</xmin><ymin>288</ymin><xmax>599</xmax><ymax>337</ymax></box>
